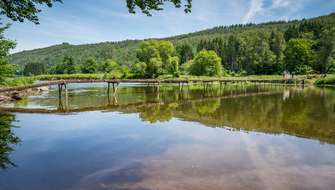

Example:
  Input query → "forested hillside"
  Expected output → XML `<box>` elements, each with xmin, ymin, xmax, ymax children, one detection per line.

<box><xmin>10</xmin><ymin>13</ymin><xmax>335</xmax><ymax>77</ymax></box>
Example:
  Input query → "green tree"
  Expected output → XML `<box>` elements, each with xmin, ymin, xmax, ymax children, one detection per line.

<box><xmin>223</xmin><ymin>35</ymin><xmax>243</xmax><ymax>71</ymax></box>
<box><xmin>284</xmin><ymin>38</ymin><xmax>315</xmax><ymax>74</ymax></box>
<box><xmin>269</xmin><ymin>31</ymin><xmax>285</xmax><ymax>72</ymax></box>
<box><xmin>242</xmin><ymin>32</ymin><xmax>276</xmax><ymax>74</ymax></box>
<box><xmin>62</xmin><ymin>56</ymin><xmax>76</xmax><ymax>74</ymax></box>
<box><xmin>100</xmin><ymin>59</ymin><xmax>119</xmax><ymax>73</ymax></box>
<box><xmin>81</xmin><ymin>57</ymin><xmax>98</xmax><ymax>74</ymax></box>
<box><xmin>0</xmin><ymin>25</ymin><xmax>15</xmax><ymax>83</ymax></box>
<box><xmin>316</xmin><ymin>28</ymin><xmax>335</xmax><ymax>76</ymax></box>
<box><xmin>146</xmin><ymin>57</ymin><xmax>163</xmax><ymax>78</ymax></box>
<box><xmin>190</xmin><ymin>50</ymin><xmax>222</xmax><ymax>76</ymax></box>
<box><xmin>136</xmin><ymin>40</ymin><xmax>179</xmax><ymax>78</ymax></box>
<box><xmin>131</xmin><ymin>62</ymin><xmax>147</xmax><ymax>78</ymax></box>
<box><xmin>284</xmin><ymin>25</ymin><xmax>299</xmax><ymax>41</ymax></box>
<box><xmin>176</xmin><ymin>43</ymin><xmax>194</xmax><ymax>64</ymax></box>
<box><xmin>54</xmin><ymin>62</ymin><xmax>65</xmax><ymax>74</ymax></box>
<box><xmin>197</xmin><ymin>38</ymin><xmax>224</xmax><ymax>64</ymax></box>
<box><xmin>23</xmin><ymin>62</ymin><xmax>45</xmax><ymax>76</ymax></box>
<box><xmin>168</xmin><ymin>56</ymin><xmax>180</xmax><ymax>77</ymax></box>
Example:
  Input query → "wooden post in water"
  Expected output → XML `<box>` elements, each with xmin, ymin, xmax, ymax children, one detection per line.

<box><xmin>64</xmin><ymin>83</ymin><xmax>68</xmax><ymax>110</ymax></box>
<box><xmin>112</xmin><ymin>82</ymin><xmax>119</xmax><ymax>96</ymax></box>
<box><xmin>107</xmin><ymin>82</ymin><xmax>110</xmax><ymax>95</ymax></box>
<box><xmin>58</xmin><ymin>83</ymin><xmax>62</xmax><ymax>100</ymax></box>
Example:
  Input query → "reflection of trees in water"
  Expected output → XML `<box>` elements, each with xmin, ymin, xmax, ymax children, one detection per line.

<box><xmin>136</xmin><ymin>87</ymin><xmax>335</xmax><ymax>144</ymax></box>
<box><xmin>139</xmin><ymin>103</ymin><xmax>178</xmax><ymax>123</ymax></box>
<box><xmin>0</xmin><ymin>113</ymin><xmax>20</xmax><ymax>170</ymax></box>
<box><xmin>193</xmin><ymin>100</ymin><xmax>220</xmax><ymax>115</ymax></box>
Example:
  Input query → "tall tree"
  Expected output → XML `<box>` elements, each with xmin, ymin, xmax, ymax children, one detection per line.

<box><xmin>0</xmin><ymin>25</ymin><xmax>15</xmax><ymax>83</ymax></box>
<box><xmin>223</xmin><ymin>35</ymin><xmax>242</xmax><ymax>71</ymax></box>
<box><xmin>23</xmin><ymin>62</ymin><xmax>45</xmax><ymax>76</ymax></box>
<box><xmin>176</xmin><ymin>43</ymin><xmax>194</xmax><ymax>64</ymax></box>
<box><xmin>284</xmin><ymin>38</ymin><xmax>315</xmax><ymax>74</ymax></box>
<box><xmin>269</xmin><ymin>31</ymin><xmax>285</xmax><ymax>72</ymax></box>
<box><xmin>136</xmin><ymin>40</ymin><xmax>179</xmax><ymax>78</ymax></box>
<box><xmin>316</xmin><ymin>27</ymin><xmax>335</xmax><ymax>76</ymax></box>
<box><xmin>81</xmin><ymin>57</ymin><xmax>98</xmax><ymax>74</ymax></box>
<box><xmin>284</xmin><ymin>25</ymin><xmax>299</xmax><ymax>42</ymax></box>
<box><xmin>62</xmin><ymin>56</ymin><xmax>76</xmax><ymax>74</ymax></box>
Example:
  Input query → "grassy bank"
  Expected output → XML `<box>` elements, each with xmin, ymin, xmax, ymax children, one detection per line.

<box><xmin>315</xmin><ymin>75</ymin><xmax>335</xmax><ymax>85</ymax></box>
<box><xmin>0</xmin><ymin>77</ymin><xmax>35</xmax><ymax>88</ymax></box>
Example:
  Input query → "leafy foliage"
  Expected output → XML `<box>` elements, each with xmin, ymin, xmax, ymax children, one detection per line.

<box><xmin>126</xmin><ymin>0</ymin><xmax>192</xmax><ymax>16</ymax></box>
<box><xmin>0</xmin><ymin>25</ymin><xmax>15</xmax><ymax>83</ymax></box>
<box><xmin>176</xmin><ymin>43</ymin><xmax>194</xmax><ymax>64</ymax></box>
<box><xmin>190</xmin><ymin>50</ymin><xmax>222</xmax><ymax>76</ymax></box>
<box><xmin>0</xmin><ymin>0</ymin><xmax>191</xmax><ymax>24</ymax></box>
<box><xmin>315</xmin><ymin>27</ymin><xmax>335</xmax><ymax>75</ymax></box>
<box><xmin>9</xmin><ymin>13</ymin><xmax>335</xmax><ymax>78</ymax></box>
<box><xmin>81</xmin><ymin>57</ymin><xmax>98</xmax><ymax>74</ymax></box>
<box><xmin>284</xmin><ymin>39</ymin><xmax>315</xmax><ymax>74</ymax></box>
<box><xmin>23</xmin><ymin>62</ymin><xmax>45</xmax><ymax>76</ymax></box>
<box><xmin>135</xmin><ymin>40</ymin><xmax>179</xmax><ymax>78</ymax></box>
<box><xmin>0</xmin><ymin>0</ymin><xmax>62</xmax><ymax>24</ymax></box>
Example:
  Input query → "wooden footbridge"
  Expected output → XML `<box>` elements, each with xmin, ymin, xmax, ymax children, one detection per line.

<box><xmin>0</xmin><ymin>78</ymin><xmax>304</xmax><ymax>95</ymax></box>
<box><xmin>0</xmin><ymin>78</ymin><xmax>300</xmax><ymax>113</ymax></box>
<box><xmin>0</xmin><ymin>90</ymin><xmax>282</xmax><ymax>114</ymax></box>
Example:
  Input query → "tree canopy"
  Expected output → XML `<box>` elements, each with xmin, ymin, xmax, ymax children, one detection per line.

<box><xmin>0</xmin><ymin>0</ymin><xmax>62</xmax><ymax>24</ymax></box>
<box><xmin>0</xmin><ymin>25</ymin><xmax>15</xmax><ymax>83</ymax></box>
<box><xmin>127</xmin><ymin>0</ymin><xmax>192</xmax><ymax>16</ymax></box>
<box><xmin>135</xmin><ymin>40</ymin><xmax>179</xmax><ymax>78</ymax></box>
<box><xmin>284</xmin><ymin>39</ymin><xmax>315</xmax><ymax>74</ymax></box>
<box><xmin>0</xmin><ymin>0</ymin><xmax>192</xmax><ymax>24</ymax></box>
<box><xmin>190</xmin><ymin>50</ymin><xmax>222</xmax><ymax>76</ymax></box>
<box><xmin>8</xmin><ymin>13</ymin><xmax>335</xmax><ymax>78</ymax></box>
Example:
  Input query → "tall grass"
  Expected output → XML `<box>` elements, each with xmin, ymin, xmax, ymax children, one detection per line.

<box><xmin>0</xmin><ymin>77</ymin><xmax>35</xmax><ymax>87</ymax></box>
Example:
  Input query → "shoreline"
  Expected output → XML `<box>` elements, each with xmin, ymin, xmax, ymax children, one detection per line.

<box><xmin>0</xmin><ymin>87</ymin><xmax>48</xmax><ymax>104</ymax></box>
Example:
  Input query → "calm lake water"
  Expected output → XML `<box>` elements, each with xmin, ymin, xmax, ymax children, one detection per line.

<box><xmin>1</xmin><ymin>83</ymin><xmax>335</xmax><ymax>190</ymax></box>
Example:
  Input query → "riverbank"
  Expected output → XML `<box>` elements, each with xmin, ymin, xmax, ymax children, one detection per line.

<box><xmin>315</xmin><ymin>76</ymin><xmax>335</xmax><ymax>86</ymax></box>
<box><xmin>0</xmin><ymin>86</ymin><xmax>48</xmax><ymax>104</ymax></box>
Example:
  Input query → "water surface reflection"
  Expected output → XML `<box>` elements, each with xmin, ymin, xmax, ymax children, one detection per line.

<box><xmin>0</xmin><ymin>84</ymin><xmax>334</xmax><ymax>190</ymax></box>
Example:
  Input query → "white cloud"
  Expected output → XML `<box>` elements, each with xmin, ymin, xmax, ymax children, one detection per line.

<box><xmin>272</xmin><ymin>0</ymin><xmax>291</xmax><ymax>8</ymax></box>
<box><xmin>242</xmin><ymin>0</ymin><xmax>265</xmax><ymax>23</ymax></box>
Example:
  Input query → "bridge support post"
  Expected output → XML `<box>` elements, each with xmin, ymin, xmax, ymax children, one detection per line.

<box><xmin>57</xmin><ymin>82</ymin><xmax>68</xmax><ymax>111</ymax></box>
<box><xmin>64</xmin><ymin>83</ymin><xmax>68</xmax><ymax>110</ymax></box>
<box><xmin>107</xmin><ymin>82</ymin><xmax>118</xmax><ymax>96</ymax></box>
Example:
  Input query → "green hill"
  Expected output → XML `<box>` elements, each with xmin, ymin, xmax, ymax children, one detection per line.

<box><xmin>9</xmin><ymin>13</ymin><xmax>335</xmax><ymax>74</ymax></box>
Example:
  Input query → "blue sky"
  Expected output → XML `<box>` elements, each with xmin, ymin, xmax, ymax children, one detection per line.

<box><xmin>4</xmin><ymin>0</ymin><xmax>335</xmax><ymax>53</ymax></box>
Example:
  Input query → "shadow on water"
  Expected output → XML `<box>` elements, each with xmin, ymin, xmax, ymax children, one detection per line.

<box><xmin>0</xmin><ymin>112</ymin><xmax>20</xmax><ymax>170</ymax></box>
